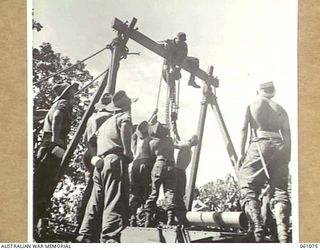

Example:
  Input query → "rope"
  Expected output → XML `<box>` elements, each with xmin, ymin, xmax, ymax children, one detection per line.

<box><xmin>75</xmin><ymin>68</ymin><xmax>109</xmax><ymax>96</ymax></box>
<box><xmin>165</xmin><ymin>85</ymin><xmax>171</xmax><ymax>128</ymax></box>
<box><xmin>147</xmin><ymin>64</ymin><xmax>165</xmax><ymax>123</ymax></box>
<box><xmin>176</xmin><ymin>79</ymin><xmax>180</xmax><ymax>109</ymax></box>
<box><xmin>32</xmin><ymin>68</ymin><xmax>109</xmax><ymax>124</ymax></box>
<box><xmin>155</xmin><ymin>64</ymin><xmax>164</xmax><ymax>110</ymax></box>
<box><xmin>34</xmin><ymin>46</ymin><xmax>108</xmax><ymax>85</ymax></box>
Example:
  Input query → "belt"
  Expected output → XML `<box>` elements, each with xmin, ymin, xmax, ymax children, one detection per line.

<box><xmin>251</xmin><ymin>137</ymin><xmax>282</xmax><ymax>143</ymax></box>
<box><xmin>256</xmin><ymin>130</ymin><xmax>282</xmax><ymax>139</ymax></box>
<box><xmin>156</xmin><ymin>158</ymin><xmax>175</xmax><ymax>165</ymax></box>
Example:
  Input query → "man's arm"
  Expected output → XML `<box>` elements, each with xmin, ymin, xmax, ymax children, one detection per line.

<box><xmin>131</xmin><ymin>132</ymin><xmax>138</xmax><ymax>156</ymax></box>
<box><xmin>174</xmin><ymin>140</ymin><xmax>189</xmax><ymax>150</ymax></box>
<box><xmin>280</xmin><ymin>110</ymin><xmax>291</xmax><ymax>162</ymax></box>
<box><xmin>52</xmin><ymin>110</ymin><xmax>64</xmax><ymax>146</ymax></box>
<box><xmin>120</xmin><ymin>121</ymin><xmax>134</xmax><ymax>163</ymax></box>
<box><xmin>238</xmin><ymin>106</ymin><xmax>250</xmax><ymax>164</ymax></box>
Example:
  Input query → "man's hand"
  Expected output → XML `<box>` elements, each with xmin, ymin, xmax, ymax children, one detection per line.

<box><xmin>120</xmin><ymin>121</ymin><xmax>133</xmax><ymax>164</ymax></box>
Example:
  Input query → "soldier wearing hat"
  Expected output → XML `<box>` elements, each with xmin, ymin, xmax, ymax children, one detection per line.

<box><xmin>78</xmin><ymin>90</ymin><xmax>136</xmax><ymax>243</ymax></box>
<box><xmin>237</xmin><ymin>81</ymin><xmax>291</xmax><ymax>242</ymax></box>
<box><xmin>83</xmin><ymin>93</ymin><xmax>114</xmax><ymax>157</ymax></box>
<box><xmin>160</xmin><ymin>32</ymin><xmax>200</xmax><ymax>88</ymax></box>
<box><xmin>76</xmin><ymin>93</ymin><xmax>113</xmax><ymax>232</ymax></box>
<box><xmin>129</xmin><ymin>121</ymin><xmax>155</xmax><ymax>227</ymax></box>
<box><xmin>34</xmin><ymin>82</ymin><xmax>79</xmax><ymax>238</ymax></box>
<box><xmin>144</xmin><ymin>122</ymin><xmax>177</xmax><ymax>227</ymax></box>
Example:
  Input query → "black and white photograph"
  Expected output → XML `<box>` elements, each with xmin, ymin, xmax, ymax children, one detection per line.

<box><xmin>31</xmin><ymin>0</ymin><xmax>298</xmax><ymax>245</ymax></box>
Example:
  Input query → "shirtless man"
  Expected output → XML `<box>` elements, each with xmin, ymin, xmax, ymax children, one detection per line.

<box><xmin>144</xmin><ymin>122</ymin><xmax>176</xmax><ymax>227</ymax></box>
<box><xmin>174</xmin><ymin>135</ymin><xmax>198</xmax><ymax>212</ymax></box>
<box><xmin>238</xmin><ymin>81</ymin><xmax>291</xmax><ymax>243</ymax></box>
<box><xmin>129</xmin><ymin>121</ymin><xmax>155</xmax><ymax>226</ymax></box>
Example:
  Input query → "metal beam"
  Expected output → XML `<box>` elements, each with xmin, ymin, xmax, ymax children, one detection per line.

<box><xmin>112</xmin><ymin>18</ymin><xmax>218</xmax><ymax>87</ymax></box>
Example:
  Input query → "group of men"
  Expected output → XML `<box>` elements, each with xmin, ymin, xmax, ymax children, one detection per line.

<box><xmin>34</xmin><ymin>83</ymin><xmax>198</xmax><ymax>242</ymax></box>
<box><xmin>33</xmin><ymin>32</ymin><xmax>292</xmax><ymax>243</ymax></box>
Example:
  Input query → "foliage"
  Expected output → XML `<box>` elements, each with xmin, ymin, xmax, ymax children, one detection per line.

<box><xmin>33</xmin><ymin>42</ymin><xmax>95</xmax><ymax>147</ymax></box>
<box><xmin>33</xmin><ymin>41</ymin><xmax>99</xmax><ymax>234</ymax></box>
<box><xmin>196</xmin><ymin>174</ymin><xmax>241</xmax><ymax>212</ymax></box>
<box><xmin>32</xmin><ymin>9</ymin><xmax>43</xmax><ymax>32</ymax></box>
<box><xmin>32</xmin><ymin>20</ymin><xmax>43</xmax><ymax>32</ymax></box>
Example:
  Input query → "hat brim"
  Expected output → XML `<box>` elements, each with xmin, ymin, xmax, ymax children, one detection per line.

<box><xmin>105</xmin><ymin>97</ymin><xmax>138</xmax><ymax>112</ymax></box>
<box><xmin>54</xmin><ymin>83</ymin><xmax>78</xmax><ymax>102</ymax></box>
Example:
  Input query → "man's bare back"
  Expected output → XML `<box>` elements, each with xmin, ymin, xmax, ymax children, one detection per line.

<box><xmin>150</xmin><ymin>137</ymin><xmax>175</xmax><ymax>162</ymax></box>
<box><xmin>237</xmin><ymin>81</ymin><xmax>292</xmax><ymax>243</ymax></box>
<box><xmin>239</xmin><ymin>83</ymin><xmax>291</xmax><ymax>161</ymax></box>
<box><xmin>249</xmin><ymin>96</ymin><xmax>288</xmax><ymax>133</ymax></box>
<box><xmin>134</xmin><ymin>136</ymin><xmax>151</xmax><ymax>159</ymax></box>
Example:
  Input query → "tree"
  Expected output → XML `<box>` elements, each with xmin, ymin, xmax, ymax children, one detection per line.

<box><xmin>33</xmin><ymin>42</ymin><xmax>95</xmax><ymax>147</ymax></box>
<box><xmin>32</xmin><ymin>9</ymin><xmax>43</xmax><ymax>32</ymax></box>
<box><xmin>33</xmin><ymin>42</ymin><xmax>99</xmax><ymax>237</ymax></box>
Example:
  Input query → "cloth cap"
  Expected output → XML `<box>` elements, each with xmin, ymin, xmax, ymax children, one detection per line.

<box><xmin>94</xmin><ymin>93</ymin><xmax>113</xmax><ymax>110</ymax></box>
<box><xmin>177</xmin><ymin>32</ymin><xmax>187</xmax><ymax>42</ymax></box>
<box><xmin>105</xmin><ymin>90</ymin><xmax>138</xmax><ymax>112</ymax></box>
<box><xmin>257</xmin><ymin>81</ymin><xmax>275</xmax><ymax>98</ymax></box>
<box><xmin>148</xmin><ymin>122</ymin><xmax>169</xmax><ymax>139</ymax></box>
<box><xmin>53</xmin><ymin>82</ymin><xmax>79</xmax><ymax>102</ymax></box>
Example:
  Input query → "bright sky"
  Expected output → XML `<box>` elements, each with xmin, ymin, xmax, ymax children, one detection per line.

<box><xmin>32</xmin><ymin>0</ymin><xmax>298</xmax><ymax>187</ymax></box>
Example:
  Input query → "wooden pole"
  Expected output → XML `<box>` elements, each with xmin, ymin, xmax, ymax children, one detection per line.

<box><xmin>185</xmin><ymin>66</ymin><xmax>213</xmax><ymax>211</ymax></box>
<box><xmin>57</xmin><ymin>69</ymin><xmax>109</xmax><ymax>180</ymax></box>
<box><xmin>58</xmin><ymin>18</ymin><xmax>137</xmax><ymax>180</ymax></box>
<box><xmin>106</xmin><ymin>18</ymin><xmax>137</xmax><ymax>94</ymax></box>
<box><xmin>112</xmin><ymin>18</ymin><xmax>218</xmax><ymax>87</ymax></box>
<box><xmin>209</xmin><ymin>100</ymin><xmax>238</xmax><ymax>170</ymax></box>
